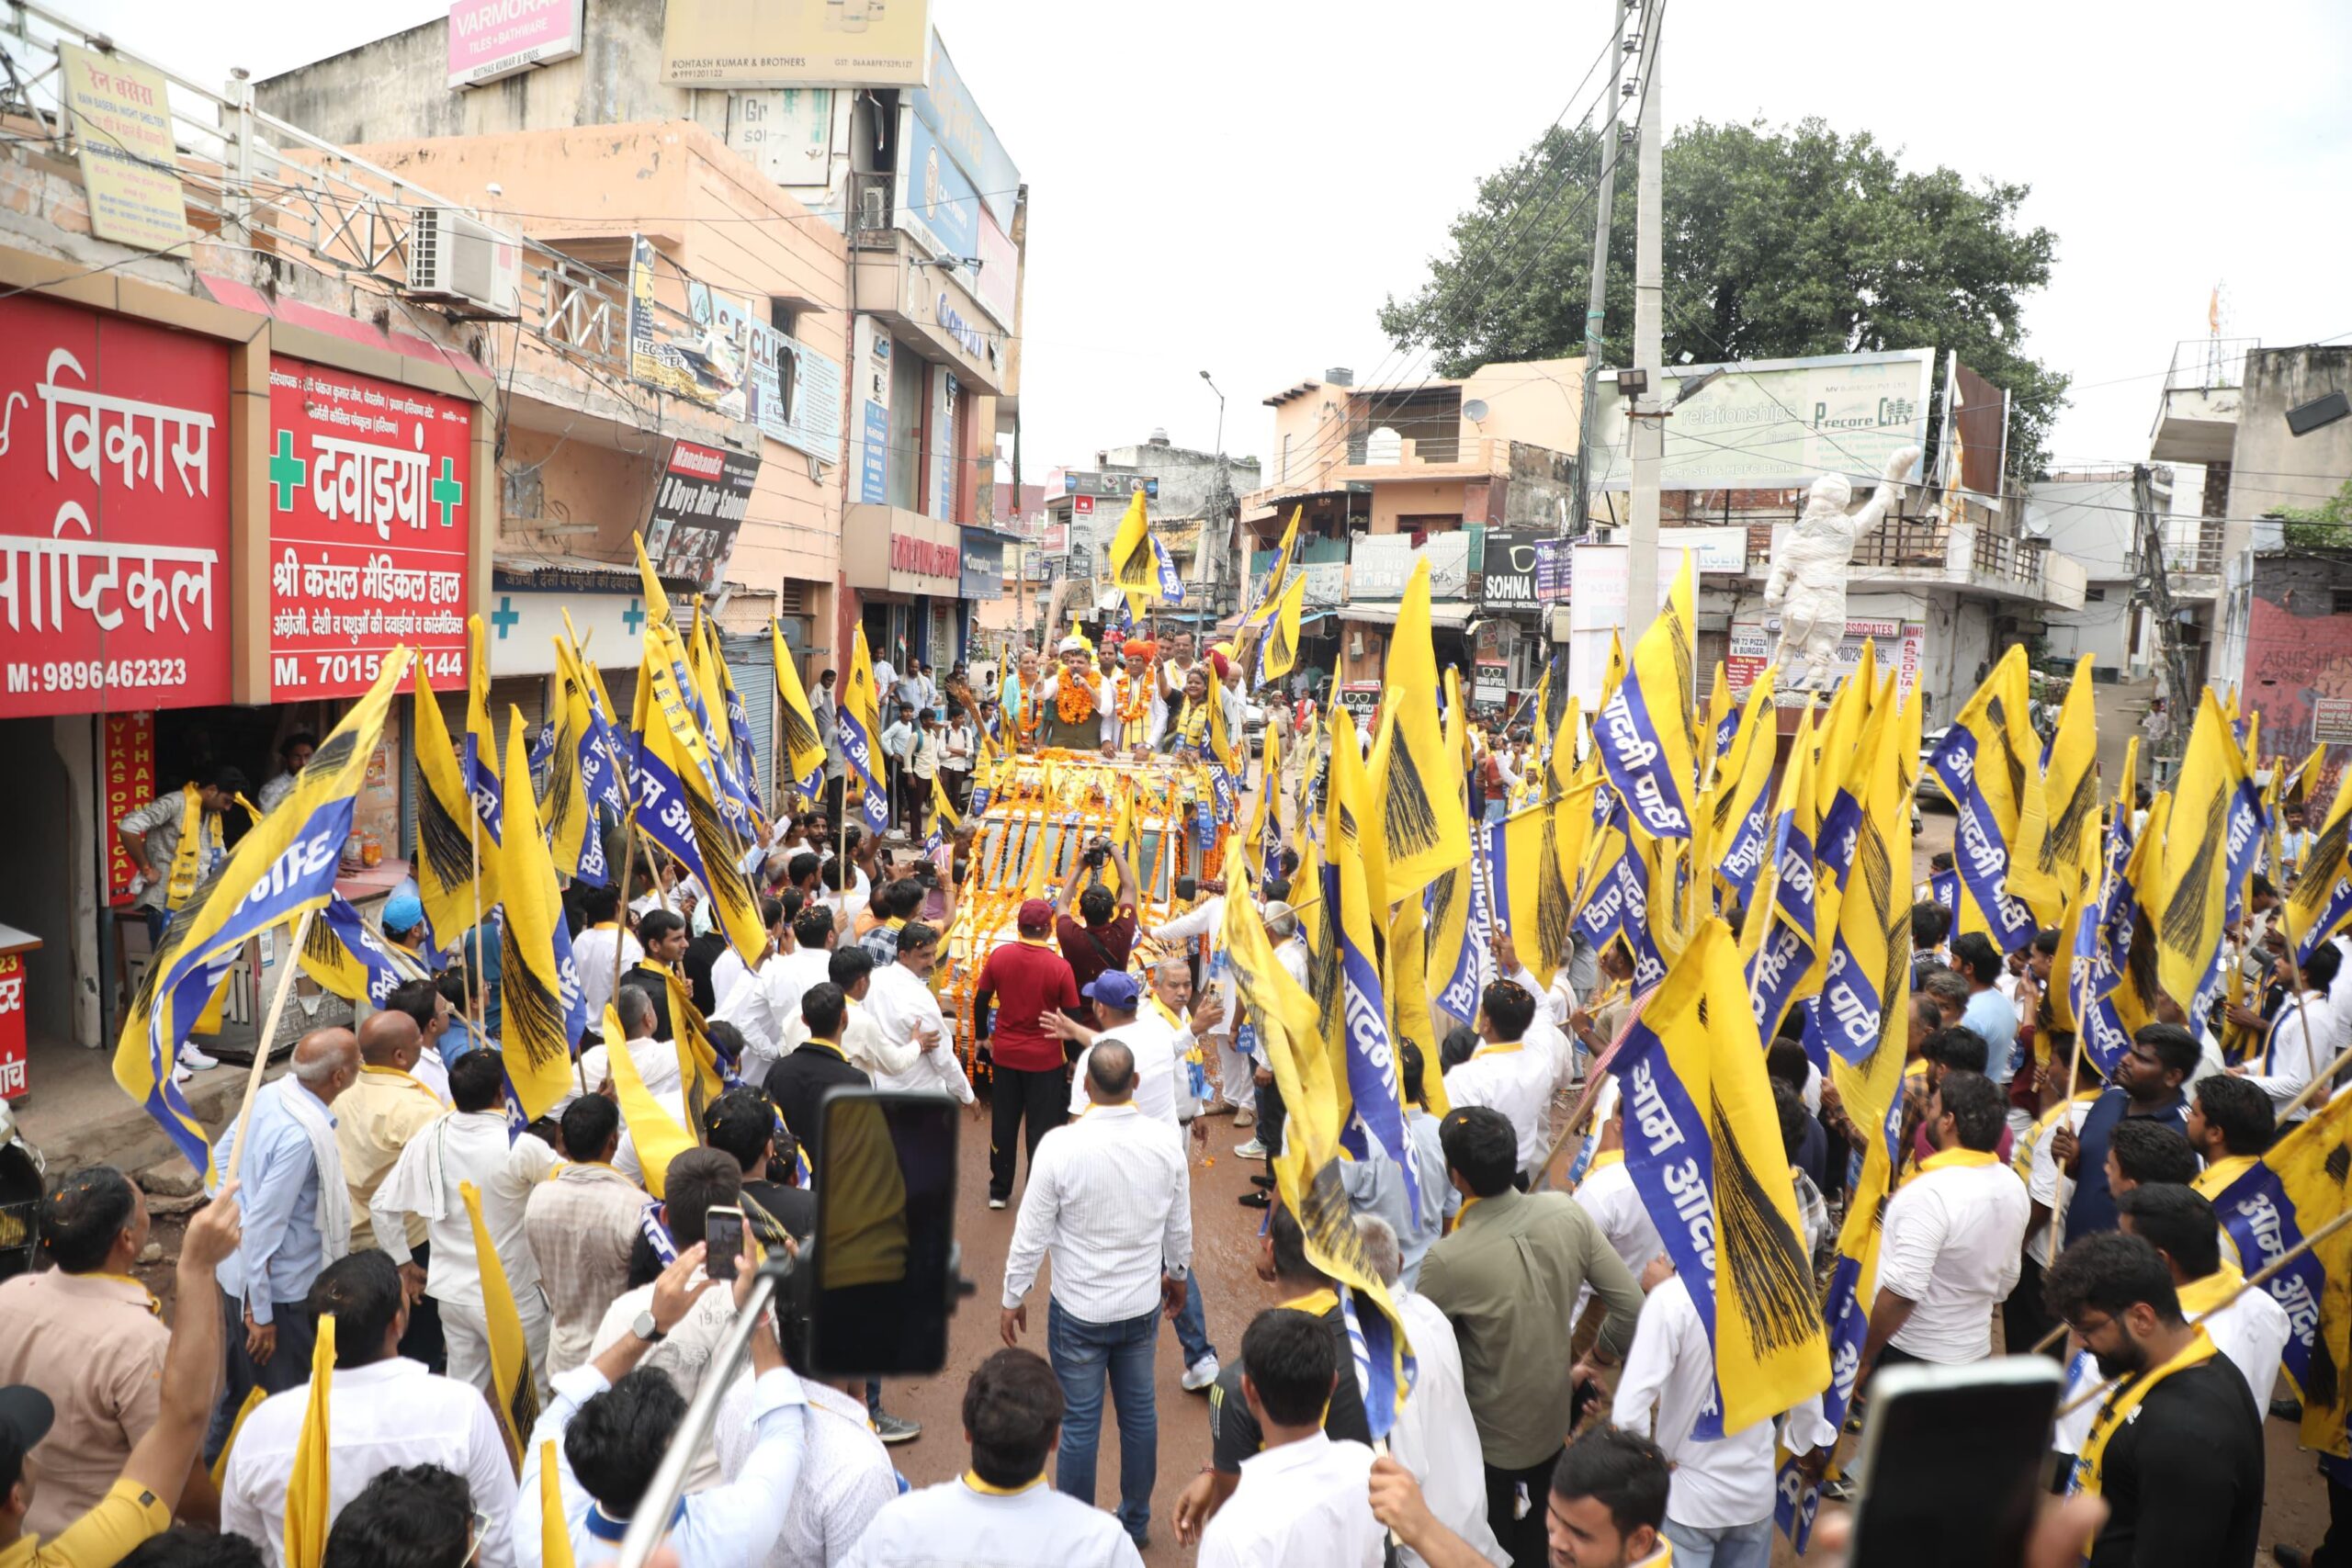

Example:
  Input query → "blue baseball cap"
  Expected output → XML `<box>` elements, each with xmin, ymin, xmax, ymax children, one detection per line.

<box><xmin>382</xmin><ymin>886</ymin><xmax>425</xmax><ymax>936</ymax></box>
<box><xmin>1081</xmin><ymin>971</ymin><xmax>1141</xmax><ymax>1010</ymax></box>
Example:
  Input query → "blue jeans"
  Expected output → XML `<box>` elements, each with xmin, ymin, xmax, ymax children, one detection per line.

<box><xmin>1046</xmin><ymin>1298</ymin><xmax>1159</xmax><ymax>1540</ymax></box>
<box><xmin>1171</xmin><ymin>1273</ymin><xmax>1214</xmax><ymax>1367</ymax></box>
<box><xmin>1663</xmin><ymin>1515</ymin><xmax>1774</xmax><ymax>1568</ymax></box>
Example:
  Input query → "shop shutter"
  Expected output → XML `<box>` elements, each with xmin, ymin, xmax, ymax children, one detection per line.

<box><xmin>724</xmin><ymin>646</ymin><xmax>776</xmax><ymax>805</ymax></box>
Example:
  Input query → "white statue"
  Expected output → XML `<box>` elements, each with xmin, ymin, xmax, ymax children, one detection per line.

<box><xmin>1762</xmin><ymin>445</ymin><xmax>1922</xmax><ymax>691</ymax></box>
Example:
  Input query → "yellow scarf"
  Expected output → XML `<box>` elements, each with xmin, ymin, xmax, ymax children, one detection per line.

<box><xmin>1472</xmin><ymin>1040</ymin><xmax>1524</xmax><ymax>1058</ymax></box>
<box><xmin>1586</xmin><ymin>1149</ymin><xmax>1626</xmax><ymax>1174</ymax></box>
<box><xmin>2177</xmin><ymin>1263</ymin><xmax>2245</xmax><ymax>1321</ymax></box>
<box><xmin>964</xmin><ymin>1470</ymin><xmax>1048</xmax><ymax>1497</ymax></box>
<box><xmin>2073</xmin><ymin>1326</ymin><xmax>2218</xmax><ymax>1502</ymax></box>
<box><xmin>1918</xmin><ymin>1147</ymin><xmax>2001</xmax><ymax>1174</ymax></box>
<box><xmin>87</xmin><ymin>1271</ymin><xmax>163</xmax><ymax>1316</ymax></box>
<box><xmin>1279</xmin><ymin>1287</ymin><xmax>1340</xmax><ymax>1317</ymax></box>
<box><xmin>166</xmin><ymin>784</ymin><xmax>223</xmax><ymax>909</ymax></box>
<box><xmin>2192</xmin><ymin>1153</ymin><xmax>2258</xmax><ymax>1200</ymax></box>
<box><xmin>1174</xmin><ymin>698</ymin><xmax>1212</xmax><ymax>749</ymax></box>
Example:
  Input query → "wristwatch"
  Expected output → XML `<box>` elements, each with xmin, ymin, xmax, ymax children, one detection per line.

<box><xmin>631</xmin><ymin>1310</ymin><xmax>667</xmax><ymax>1345</ymax></box>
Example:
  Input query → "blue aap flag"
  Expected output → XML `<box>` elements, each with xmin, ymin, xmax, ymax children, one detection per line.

<box><xmin>1149</xmin><ymin>534</ymin><xmax>1186</xmax><ymax>604</ymax></box>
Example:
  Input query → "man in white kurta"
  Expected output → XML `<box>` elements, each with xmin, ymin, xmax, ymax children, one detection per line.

<box><xmin>369</xmin><ymin>1054</ymin><xmax>560</xmax><ymax>1400</ymax></box>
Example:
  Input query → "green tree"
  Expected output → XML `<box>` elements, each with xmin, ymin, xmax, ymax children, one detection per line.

<box><xmin>2275</xmin><ymin>479</ymin><xmax>2352</xmax><ymax>549</ymax></box>
<box><xmin>1378</xmin><ymin>118</ymin><xmax>2068</xmax><ymax>481</ymax></box>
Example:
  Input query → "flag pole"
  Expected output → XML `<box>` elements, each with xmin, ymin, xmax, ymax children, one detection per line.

<box><xmin>2042</xmin><ymin>1022</ymin><xmax>2095</xmax><ymax>1258</ymax></box>
<box><xmin>467</xmin><ymin>802</ymin><xmax>488</xmax><ymax>1051</ymax></box>
<box><xmin>225</xmin><ymin>908</ymin><xmax>319</xmax><ymax>1184</ymax></box>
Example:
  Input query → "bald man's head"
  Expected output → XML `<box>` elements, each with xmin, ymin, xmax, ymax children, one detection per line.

<box><xmin>356</xmin><ymin>1009</ymin><xmax>421</xmax><ymax>1071</ymax></box>
<box><xmin>1084</xmin><ymin>1040</ymin><xmax>1136</xmax><ymax>1104</ymax></box>
<box><xmin>289</xmin><ymin>1026</ymin><xmax>361</xmax><ymax>1100</ymax></box>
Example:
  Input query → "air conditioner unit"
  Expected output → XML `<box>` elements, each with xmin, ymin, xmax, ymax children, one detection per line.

<box><xmin>405</xmin><ymin>207</ymin><xmax>522</xmax><ymax>319</ymax></box>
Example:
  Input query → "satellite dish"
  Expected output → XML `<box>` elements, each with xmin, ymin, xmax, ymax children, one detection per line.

<box><xmin>1462</xmin><ymin>399</ymin><xmax>1490</xmax><ymax>423</ymax></box>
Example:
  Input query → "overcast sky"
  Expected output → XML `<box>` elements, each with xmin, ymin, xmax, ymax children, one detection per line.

<box><xmin>66</xmin><ymin>0</ymin><xmax>2352</xmax><ymax>488</ymax></box>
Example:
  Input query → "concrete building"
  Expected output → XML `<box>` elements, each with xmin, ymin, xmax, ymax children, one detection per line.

<box><xmin>259</xmin><ymin>0</ymin><xmax>1030</xmax><ymax>680</ymax></box>
<box><xmin>1238</xmin><ymin>361</ymin><xmax>1584</xmax><ymax>703</ymax></box>
<box><xmin>1037</xmin><ymin>435</ymin><xmax>1263</xmax><ymax>638</ymax></box>
<box><xmin>2172</xmin><ymin>342</ymin><xmax>2352</xmax><ymax>754</ymax></box>
<box><xmin>2028</xmin><ymin>468</ymin><xmax>2187</xmax><ymax>678</ymax></box>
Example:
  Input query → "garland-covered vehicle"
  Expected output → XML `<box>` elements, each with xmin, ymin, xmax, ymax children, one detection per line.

<box><xmin>936</xmin><ymin>748</ymin><xmax>1230</xmax><ymax>1083</ymax></box>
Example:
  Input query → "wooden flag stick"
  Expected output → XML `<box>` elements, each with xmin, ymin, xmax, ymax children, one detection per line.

<box><xmin>225</xmin><ymin>908</ymin><xmax>319</xmax><ymax>1184</ymax></box>
<box><xmin>2053</xmin><ymin>1205</ymin><xmax>2352</xmax><ymax>1417</ymax></box>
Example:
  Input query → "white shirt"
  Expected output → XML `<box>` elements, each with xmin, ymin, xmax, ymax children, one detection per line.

<box><xmin>715</xmin><ymin>1378</ymin><xmax>897</xmax><ymax>1568</ymax></box>
<box><xmin>2250</xmin><ymin>988</ymin><xmax>2339</xmax><ymax>1120</ymax></box>
<box><xmin>1611</xmin><ymin>1274</ymin><xmax>1776</xmax><ymax>1530</ymax></box>
<box><xmin>1152</xmin><ymin>898</ymin><xmax>1232</xmax><ymax>1038</ymax></box>
<box><xmin>1390</xmin><ymin>1293</ymin><xmax>1510</xmax><ymax>1568</ymax></box>
<box><xmin>1069</xmin><ymin>1015</ymin><xmax>1183</xmax><ymax>1129</ymax></box>
<box><xmin>1003</xmin><ymin>1102</ymin><xmax>1192</xmax><ymax>1324</ymax></box>
<box><xmin>413</xmin><ymin>1043</ymin><xmax>453</xmax><ymax>1107</ymax></box>
<box><xmin>864</xmin><ymin>964</ymin><xmax>975</xmax><ymax>1103</ymax></box>
<box><xmin>2024</xmin><ymin>1100</ymin><xmax>2096</xmax><ymax>1269</ymax></box>
<box><xmin>1573</xmin><ymin>1154</ymin><xmax>1665</xmax><ymax>1281</ymax></box>
<box><xmin>614</xmin><ymin>1087</ymin><xmax>688</xmax><ymax>1189</ymax></box>
<box><xmin>2200</xmin><ymin>1278</ymin><xmax>2292</xmax><ymax>1409</ymax></box>
<box><xmin>515</xmin><ymin>1361</ymin><xmax>809</xmax><ymax>1568</ymax></box>
<box><xmin>222</xmin><ymin>1358</ymin><xmax>518</xmax><ymax>1568</ymax></box>
<box><xmin>577</xmin><ymin>1032</ymin><xmax>684</xmax><ymax>1102</ymax></box>
<box><xmin>841</xmin><ymin>1476</ymin><xmax>1145</xmax><ymax>1568</ymax></box>
<box><xmin>710</xmin><ymin>947</ymin><xmax>755</xmax><ymax>1014</ymax></box>
<box><xmin>718</xmin><ymin>945</ymin><xmax>834</xmax><ymax>1081</ymax></box>
<box><xmin>1198</xmin><ymin>1432</ymin><xmax>1382</xmax><ymax>1568</ymax></box>
<box><xmin>1443</xmin><ymin>1042</ymin><xmax>1555</xmax><ymax>1172</ymax></box>
<box><xmin>370</xmin><ymin>1111</ymin><xmax>560</xmax><ymax>1306</ymax></box>
<box><xmin>575</xmin><ymin>927</ymin><xmax>643</xmax><ymax>1024</ymax></box>
<box><xmin>1876</xmin><ymin>1155</ymin><xmax>2030</xmax><ymax>1363</ymax></box>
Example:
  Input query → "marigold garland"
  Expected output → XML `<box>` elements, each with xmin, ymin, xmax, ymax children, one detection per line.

<box><xmin>1056</xmin><ymin>680</ymin><xmax>1099</xmax><ymax>725</ymax></box>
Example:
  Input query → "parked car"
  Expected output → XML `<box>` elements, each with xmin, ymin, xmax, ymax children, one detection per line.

<box><xmin>1917</xmin><ymin>727</ymin><xmax>1951</xmax><ymax>807</ymax></box>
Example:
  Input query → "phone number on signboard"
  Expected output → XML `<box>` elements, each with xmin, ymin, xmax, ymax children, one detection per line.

<box><xmin>5</xmin><ymin>657</ymin><xmax>189</xmax><ymax>695</ymax></box>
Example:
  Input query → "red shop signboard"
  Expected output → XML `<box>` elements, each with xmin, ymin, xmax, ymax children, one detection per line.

<box><xmin>103</xmin><ymin>709</ymin><xmax>155</xmax><ymax>904</ymax></box>
<box><xmin>0</xmin><ymin>296</ymin><xmax>233</xmax><ymax>718</ymax></box>
<box><xmin>267</xmin><ymin>356</ymin><xmax>472</xmax><ymax>698</ymax></box>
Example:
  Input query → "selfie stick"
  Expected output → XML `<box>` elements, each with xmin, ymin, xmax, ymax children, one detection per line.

<box><xmin>614</xmin><ymin>1269</ymin><xmax>782</xmax><ymax>1568</ymax></box>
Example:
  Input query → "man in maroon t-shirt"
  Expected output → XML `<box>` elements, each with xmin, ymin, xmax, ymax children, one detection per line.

<box><xmin>1056</xmin><ymin>840</ymin><xmax>1140</xmax><ymax>1008</ymax></box>
<box><xmin>975</xmin><ymin>897</ymin><xmax>1082</xmax><ymax>1207</ymax></box>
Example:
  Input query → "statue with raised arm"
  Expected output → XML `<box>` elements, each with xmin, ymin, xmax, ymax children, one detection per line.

<box><xmin>1762</xmin><ymin>445</ymin><xmax>1921</xmax><ymax>691</ymax></box>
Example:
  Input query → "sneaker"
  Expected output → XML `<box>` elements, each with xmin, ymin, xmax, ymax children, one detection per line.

<box><xmin>1182</xmin><ymin>1354</ymin><xmax>1220</xmax><ymax>1392</ymax></box>
<box><xmin>172</xmin><ymin>1062</ymin><xmax>193</xmax><ymax>1085</ymax></box>
<box><xmin>1818</xmin><ymin>1476</ymin><xmax>1856</xmax><ymax>1503</ymax></box>
<box><xmin>871</xmin><ymin>1414</ymin><xmax>922</xmax><ymax>1445</ymax></box>
<box><xmin>179</xmin><ymin>1043</ymin><xmax>220</xmax><ymax>1071</ymax></box>
<box><xmin>1238</xmin><ymin>1190</ymin><xmax>1271</xmax><ymax>1210</ymax></box>
<box><xmin>1233</xmin><ymin>1138</ymin><xmax>1268</xmax><ymax>1159</ymax></box>
<box><xmin>987</xmin><ymin>1196</ymin><xmax>1008</xmax><ymax>1211</ymax></box>
<box><xmin>1231</xmin><ymin>1109</ymin><xmax>1256</xmax><ymax>1129</ymax></box>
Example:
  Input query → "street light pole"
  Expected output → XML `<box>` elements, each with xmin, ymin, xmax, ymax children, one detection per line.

<box><xmin>1623</xmin><ymin>0</ymin><xmax>1665</xmax><ymax>643</ymax></box>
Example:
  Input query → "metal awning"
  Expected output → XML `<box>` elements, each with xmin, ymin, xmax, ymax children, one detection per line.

<box><xmin>1336</xmin><ymin>600</ymin><xmax>1476</xmax><ymax>629</ymax></box>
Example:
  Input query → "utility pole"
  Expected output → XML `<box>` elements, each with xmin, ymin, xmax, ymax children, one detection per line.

<box><xmin>1568</xmin><ymin>0</ymin><xmax>1634</xmax><ymax>543</ymax></box>
<box><xmin>2133</xmin><ymin>462</ymin><xmax>2195</xmax><ymax>781</ymax></box>
<box><xmin>1623</xmin><ymin>0</ymin><xmax>1665</xmax><ymax>643</ymax></box>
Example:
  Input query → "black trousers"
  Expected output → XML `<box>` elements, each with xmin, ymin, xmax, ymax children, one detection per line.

<box><xmin>2312</xmin><ymin>1465</ymin><xmax>2352</xmax><ymax>1568</ymax></box>
<box><xmin>2005</xmin><ymin>1251</ymin><xmax>2059</xmax><ymax>1359</ymax></box>
<box><xmin>205</xmin><ymin>1290</ymin><xmax>317</xmax><ymax>1463</ymax></box>
<box><xmin>1485</xmin><ymin>1448</ymin><xmax>1564</xmax><ymax>1568</ymax></box>
<box><xmin>989</xmin><ymin>1064</ymin><xmax>1069</xmax><ymax>1201</ymax></box>
<box><xmin>398</xmin><ymin>1239</ymin><xmax>446</xmax><ymax>1373</ymax></box>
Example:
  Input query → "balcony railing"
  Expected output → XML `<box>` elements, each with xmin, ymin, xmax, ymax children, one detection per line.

<box><xmin>2161</xmin><ymin>517</ymin><xmax>2227</xmax><ymax>576</ymax></box>
<box><xmin>2165</xmin><ymin>336</ymin><xmax>2260</xmax><ymax>393</ymax></box>
<box><xmin>0</xmin><ymin>0</ymin><xmax>718</xmax><ymax>387</ymax></box>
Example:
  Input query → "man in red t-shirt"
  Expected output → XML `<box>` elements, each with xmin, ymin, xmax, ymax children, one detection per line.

<box><xmin>1056</xmin><ymin>842</ymin><xmax>1140</xmax><ymax>1007</ymax></box>
<box><xmin>975</xmin><ymin>897</ymin><xmax>1081</xmax><ymax>1208</ymax></box>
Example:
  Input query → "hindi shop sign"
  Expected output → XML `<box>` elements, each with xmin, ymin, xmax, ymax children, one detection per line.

<box><xmin>0</xmin><ymin>296</ymin><xmax>231</xmax><ymax>720</ymax></box>
<box><xmin>266</xmin><ymin>356</ymin><xmax>474</xmax><ymax>700</ymax></box>
<box><xmin>645</xmin><ymin>440</ymin><xmax>759</xmax><ymax>592</ymax></box>
<box><xmin>447</xmin><ymin>0</ymin><xmax>584</xmax><ymax>87</ymax></box>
